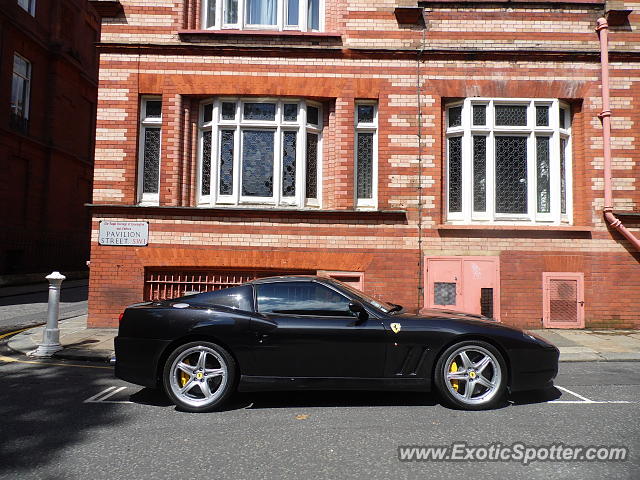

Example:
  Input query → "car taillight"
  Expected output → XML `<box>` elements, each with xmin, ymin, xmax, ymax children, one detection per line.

<box><xmin>118</xmin><ymin>312</ymin><xmax>125</xmax><ymax>323</ymax></box>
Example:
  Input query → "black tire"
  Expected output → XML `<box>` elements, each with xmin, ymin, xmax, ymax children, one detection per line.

<box><xmin>434</xmin><ymin>340</ymin><xmax>507</xmax><ymax>410</ymax></box>
<box><xmin>162</xmin><ymin>341</ymin><xmax>236</xmax><ymax>412</ymax></box>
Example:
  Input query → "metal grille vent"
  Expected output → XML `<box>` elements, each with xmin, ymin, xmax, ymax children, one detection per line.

<box><xmin>549</xmin><ymin>279</ymin><xmax>577</xmax><ymax>323</ymax></box>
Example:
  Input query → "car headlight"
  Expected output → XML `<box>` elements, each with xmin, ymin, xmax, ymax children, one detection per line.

<box><xmin>522</xmin><ymin>330</ymin><xmax>554</xmax><ymax>347</ymax></box>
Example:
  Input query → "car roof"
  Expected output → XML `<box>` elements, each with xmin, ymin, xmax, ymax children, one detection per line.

<box><xmin>248</xmin><ymin>275</ymin><xmax>330</xmax><ymax>285</ymax></box>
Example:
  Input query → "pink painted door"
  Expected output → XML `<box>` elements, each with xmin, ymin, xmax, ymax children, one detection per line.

<box><xmin>425</xmin><ymin>257</ymin><xmax>500</xmax><ymax>320</ymax></box>
<box><xmin>543</xmin><ymin>272</ymin><xmax>585</xmax><ymax>329</ymax></box>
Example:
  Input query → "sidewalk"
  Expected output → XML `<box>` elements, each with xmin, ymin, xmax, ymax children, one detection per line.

<box><xmin>3</xmin><ymin>316</ymin><xmax>640</xmax><ymax>363</ymax></box>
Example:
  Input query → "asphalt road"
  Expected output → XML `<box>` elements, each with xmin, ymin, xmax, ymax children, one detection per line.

<box><xmin>0</xmin><ymin>349</ymin><xmax>637</xmax><ymax>480</ymax></box>
<box><xmin>0</xmin><ymin>280</ymin><xmax>88</xmax><ymax>334</ymax></box>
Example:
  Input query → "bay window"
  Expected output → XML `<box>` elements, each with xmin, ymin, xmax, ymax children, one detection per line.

<box><xmin>198</xmin><ymin>98</ymin><xmax>322</xmax><ymax>208</ymax></box>
<box><xmin>202</xmin><ymin>0</ymin><xmax>321</xmax><ymax>31</ymax></box>
<box><xmin>445</xmin><ymin>98</ymin><xmax>572</xmax><ymax>224</ymax></box>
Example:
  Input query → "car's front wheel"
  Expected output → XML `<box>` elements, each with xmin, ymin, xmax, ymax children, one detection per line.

<box><xmin>163</xmin><ymin>341</ymin><xmax>236</xmax><ymax>412</ymax></box>
<box><xmin>434</xmin><ymin>340</ymin><xmax>507</xmax><ymax>410</ymax></box>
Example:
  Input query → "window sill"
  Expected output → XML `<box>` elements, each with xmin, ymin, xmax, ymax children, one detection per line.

<box><xmin>87</xmin><ymin>204</ymin><xmax>407</xmax><ymax>223</ymax></box>
<box><xmin>178</xmin><ymin>29</ymin><xmax>342</xmax><ymax>40</ymax></box>
<box><xmin>438</xmin><ymin>224</ymin><xmax>592</xmax><ymax>232</ymax></box>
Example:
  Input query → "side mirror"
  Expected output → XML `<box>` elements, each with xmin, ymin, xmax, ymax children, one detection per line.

<box><xmin>349</xmin><ymin>301</ymin><xmax>368</xmax><ymax>322</ymax></box>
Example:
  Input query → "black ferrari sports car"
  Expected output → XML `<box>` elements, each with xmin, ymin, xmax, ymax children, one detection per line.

<box><xmin>115</xmin><ymin>275</ymin><xmax>559</xmax><ymax>412</ymax></box>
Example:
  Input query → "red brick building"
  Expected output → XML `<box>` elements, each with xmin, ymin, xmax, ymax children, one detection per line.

<box><xmin>89</xmin><ymin>0</ymin><xmax>640</xmax><ymax>329</ymax></box>
<box><xmin>0</xmin><ymin>0</ymin><xmax>100</xmax><ymax>274</ymax></box>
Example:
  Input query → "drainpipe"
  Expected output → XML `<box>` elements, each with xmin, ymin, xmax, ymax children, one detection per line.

<box><xmin>596</xmin><ymin>17</ymin><xmax>640</xmax><ymax>250</ymax></box>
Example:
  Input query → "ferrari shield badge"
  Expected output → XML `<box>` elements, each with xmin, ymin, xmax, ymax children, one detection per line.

<box><xmin>390</xmin><ymin>323</ymin><xmax>402</xmax><ymax>334</ymax></box>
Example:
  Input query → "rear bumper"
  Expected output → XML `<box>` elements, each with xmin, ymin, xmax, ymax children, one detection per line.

<box><xmin>114</xmin><ymin>336</ymin><xmax>172</xmax><ymax>389</ymax></box>
<box><xmin>508</xmin><ymin>345</ymin><xmax>560</xmax><ymax>393</ymax></box>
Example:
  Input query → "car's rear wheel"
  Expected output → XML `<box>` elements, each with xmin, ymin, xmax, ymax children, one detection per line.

<box><xmin>163</xmin><ymin>341</ymin><xmax>236</xmax><ymax>412</ymax></box>
<box><xmin>434</xmin><ymin>340</ymin><xmax>507</xmax><ymax>410</ymax></box>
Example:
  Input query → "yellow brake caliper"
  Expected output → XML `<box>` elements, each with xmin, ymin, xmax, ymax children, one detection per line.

<box><xmin>180</xmin><ymin>359</ymin><xmax>190</xmax><ymax>387</ymax></box>
<box><xmin>450</xmin><ymin>361</ymin><xmax>459</xmax><ymax>392</ymax></box>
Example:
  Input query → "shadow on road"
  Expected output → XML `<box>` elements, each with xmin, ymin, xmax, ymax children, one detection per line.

<box><xmin>0</xmin><ymin>357</ymin><xmax>125</xmax><ymax>476</ymax></box>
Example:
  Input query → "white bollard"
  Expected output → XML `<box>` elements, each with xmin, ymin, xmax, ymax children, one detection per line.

<box><xmin>29</xmin><ymin>271</ymin><xmax>66</xmax><ymax>357</ymax></box>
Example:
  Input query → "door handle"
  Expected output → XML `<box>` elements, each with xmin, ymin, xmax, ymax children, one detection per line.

<box><xmin>578</xmin><ymin>301</ymin><xmax>584</xmax><ymax>306</ymax></box>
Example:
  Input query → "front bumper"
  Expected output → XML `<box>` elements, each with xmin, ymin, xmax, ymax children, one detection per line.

<box><xmin>114</xmin><ymin>336</ymin><xmax>172</xmax><ymax>389</ymax></box>
<box><xmin>508</xmin><ymin>345</ymin><xmax>560</xmax><ymax>393</ymax></box>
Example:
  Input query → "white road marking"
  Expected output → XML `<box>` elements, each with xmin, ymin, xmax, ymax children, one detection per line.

<box><xmin>549</xmin><ymin>386</ymin><xmax>632</xmax><ymax>404</ymax></box>
<box><xmin>84</xmin><ymin>386</ymin><xmax>134</xmax><ymax>404</ymax></box>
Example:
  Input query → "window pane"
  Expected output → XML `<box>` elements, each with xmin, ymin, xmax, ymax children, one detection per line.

<box><xmin>536</xmin><ymin>136</ymin><xmax>550</xmax><ymax>213</ymax></box>
<box><xmin>244</xmin><ymin>102</ymin><xmax>276</xmax><ymax>121</ymax></box>
<box><xmin>536</xmin><ymin>106</ymin><xmax>549</xmax><ymax>126</ymax></box>
<box><xmin>224</xmin><ymin>0</ymin><xmax>238</xmax><ymax>23</ymax></box>
<box><xmin>184</xmin><ymin>285</ymin><xmax>253</xmax><ymax>311</ymax></box>
<box><xmin>559</xmin><ymin>108</ymin><xmax>567</xmax><ymax>129</ymax></box>
<box><xmin>11</xmin><ymin>75</ymin><xmax>25</xmax><ymax>115</ymax></box>
<box><xmin>306</xmin><ymin>132</ymin><xmax>318</xmax><ymax>199</ymax></box>
<box><xmin>434</xmin><ymin>282</ymin><xmax>456</xmax><ymax>305</ymax></box>
<box><xmin>448</xmin><ymin>136</ymin><xmax>462</xmax><ymax>213</ymax></box>
<box><xmin>283</xmin><ymin>103</ymin><xmax>298</xmax><ymax>122</ymax></box>
<box><xmin>242</xmin><ymin>130</ymin><xmax>274</xmax><ymax>197</ymax></box>
<box><xmin>561</xmin><ymin>138</ymin><xmax>567</xmax><ymax>214</ymax></box>
<box><xmin>472</xmin><ymin>105</ymin><xmax>486</xmax><ymax>126</ymax></box>
<box><xmin>473</xmin><ymin>136</ymin><xmax>486</xmax><ymax>212</ymax></box>
<box><xmin>219</xmin><ymin>130</ymin><xmax>235</xmax><ymax>195</ymax></box>
<box><xmin>357</xmin><ymin>104</ymin><xmax>374</xmax><ymax>124</ymax></box>
<box><xmin>495</xmin><ymin>136</ymin><xmax>527</xmax><ymax>214</ymax></box>
<box><xmin>201</xmin><ymin>130</ymin><xmax>212</xmax><ymax>196</ymax></box>
<box><xmin>206</xmin><ymin>0</ymin><xmax>216</xmax><ymax>27</ymax></box>
<box><xmin>203</xmin><ymin>103</ymin><xmax>213</xmax><ymax>123</ymax></box>
<box><xmin>448</xmin><ymin>106</ymin><xmax>462</xmax><ymax>128</ymax></box>
<box><xmin>142</xmin><ymin>128</ymin><xmax>161</xmax><ymax>194</ymax></box>
<box><xmin>145</xmin><ymin>100</ymin><xmax>162</xmax><ymax>119</ymax></box>
<box><xmin>221</xmin><ymin>102</ymin><xmax>236</xmax><ymax>120</ymax></box>
<box><xmin>307</xmin><ymin>105</ymin><xmax>319</xmax><ymax>125</ymax></box>
<box><xmin>13</xmin><ymin>55</ymin><xmax>29</xmax><ymax>77</ymax></box>
<box><xmin>256</xmin><ymin>282</ymin><xmax>352</xmax><ymax>316</ymax></box>
<box><xmin>495</xmin><ymin>105</ymin><xmax>527</xmax><ymax>126</ymax></box>
<box><xmin>246</xmin><ymin>0</ymin><xmax>276</xmax><ymax>25</ymax></box>
<box><xmin>287</xmin><ymin>0</ymin><xmax>299</xmax><ymax>26</ymax></box>
<box><xmin>308</xmin><ymin>0</ymin><xmax>319</xmax><ymax>30</ymax></box>
<box><xmin>356</xmin><ymin>132</ymin><xmax>373</xmax><ymax>199</ymax></box>
<box><xmin>282</xmin><ymin>131</ymin><xmax>296</xmax><ymax>197</ymax></box>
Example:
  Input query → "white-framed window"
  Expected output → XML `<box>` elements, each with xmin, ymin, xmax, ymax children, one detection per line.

<box><xmin>11</xmin><ymin>54</ymin><xmax>31</xmax><ymax>124</ymax></box>
<box><xmin>355</xmin><ymin>101</ymin><xmax>378</xmax><ymax>209</ymax></box>
<box><xmin>198</xmin><ymin>98</ymin><xmax>322</xmax><ymax>208</ymax></box>
<box><xmin>138</xmin><ymin>97</ymin><xmax>162</xmax><ymax>205</ymax></box>
<box><xmin>201</xmin><ymin>0</ymin><xmax>321</xmax><ymax>31</ymax></box>
<box><xmin>445</xmin><ymin>98</ymin><xmax>572</xmax><ymax>225</ymax></box>
<box><xmin>18</xmin><ymin>0</ymin><xmax>36</xmax><ymax>16</ymax></box>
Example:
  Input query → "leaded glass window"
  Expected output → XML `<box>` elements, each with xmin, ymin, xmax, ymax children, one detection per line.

<box><xmin>142</xmin><ymin>128</ymin><xmax>161</xmax><ymax>194</ymax></box>
<box><xmin>219</xmin><ymin>130</ymin><xmax>234</xmax><ymax>195</ymax></box>
<box><xmin>472</xmin><ymin>105</ymin><xmax>486</xmax><ymax>126</ymax></box>
<box><xmin>355</xmin><ymin>102</ymin><xmax>377</xmax><ymax>207</ymax></box>
<box><xmin>138</xmin><ymin>97</ymin><xmax>162</xmax><ymax>204</ymax></box>
<box><xmin>448</xmin><ymin>137</ymin><xmax>462</xmax><ymax>213</ymax></box>
<box><xmin>445</xmin><ymin>99</ymin><xmax>571</xmax><ymax>224</ymax></box>
<box><xmin>201</xmin><ymin>130</ymin><xmax>212</xmax><ymax>196</ymax></box>
<box><xmin>495</xmin><ymin>136</ymin><xmax>527</xmax><ymax>214</ymax></box>
<box><xmin>198</xmin><ymin>99</ymin><xmax>321</xmax><ymax>207</ymax></box>
<box><xmin>536</xmin><ymin>136</ymin><xmax>550</xmax><ymax>214</ymax></box>
<box><xmin>495</xmin><ymin>105</ymin><xmax>527</xmax><ymax>126</ymax></box>
<box><xmin>282</xmin><ymin>131</ymin><xmax>296</xmax><ymax>197</ymax></box>
<box><xmin>243</xmin><ymin>103</ymin><xmax>275</xmax><ymax>121</ymax></box>
<box><xmin>473</xmin><ymin>136</ymin><xmax>486</xmax><ymax>212</ymax></box>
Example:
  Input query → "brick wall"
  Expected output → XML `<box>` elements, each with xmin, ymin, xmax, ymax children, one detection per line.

<box><xmin>88</xmin><ymin>0</ymin><xmax>640</xmax><ymax>328</ymax></box>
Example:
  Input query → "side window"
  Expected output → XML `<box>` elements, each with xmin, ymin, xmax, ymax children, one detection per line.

<box><xmin>256</xmin><ymin>282</ymin><xmax>353</xmax><ymax>317</ymax></box>
<box><xmin>184</xmin><ymin>285</ymin><xmax>253</xmax><ymax>311</ymax></box>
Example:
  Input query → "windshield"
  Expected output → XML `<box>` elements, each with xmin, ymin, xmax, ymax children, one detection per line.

<box><xmin>324</xmin><ymin>278</ymin><xmax>395</xmax><ymax>313</ymax></box>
